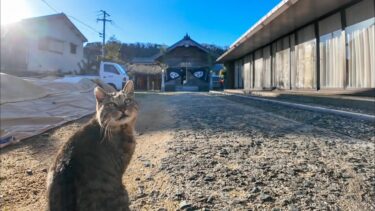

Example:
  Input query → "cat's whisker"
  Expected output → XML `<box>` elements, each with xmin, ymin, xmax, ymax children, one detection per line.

<box><xmin>100</xmin><ymin>122</ymin><xmax>110</xmax><ymax>143</ymax></box>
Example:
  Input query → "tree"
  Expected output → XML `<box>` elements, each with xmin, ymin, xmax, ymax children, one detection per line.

<box><xmin>104</xmin><ymin>36</ymin><xmax>123</xmax><ymax>63</ymax></box>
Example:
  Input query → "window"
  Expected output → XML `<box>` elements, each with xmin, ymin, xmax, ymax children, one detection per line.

<box><xmin>234</xmin><ymin>60</ymin><xmax>244</xmax><ymax>88</ymax></box>
<box><xmin>254</xmin><ymin>49</ymin><xmax>263</xmax><ymax>89</ymax></box>
<box><xmin>273</xmin><ymin>36</ymin><xmax>291</xmax><ymax>89</ymax></box>
<box><xmin>243</xmin><ymin>54</ymin><xmax>252</xmax><ymax>90</ymax></box>
<box><xmin>319</xmin><ymin>13</ymin><xmax>345</xmax><ymax>88</ymax></box>
<box><xmin>70</xmin><ymin>43</ymin><xmax>77</xmax><ymax>54</ymax></box>
<box><xmin>38</xmin><ymin>37</ymin><xmax>64</xmax><ymax>54</ymax></box>
<box><xmin>262</xmin><ymin>46</ymin><xmax>272</xmax><ymax>89</ymax></box>
<box><xmin>104</xmin><ymin>64</ymin><xmax>119</xmax><ymax>74</ymax></box>
<box><xmin>345</xmin><ymin>0</ymin><xmax>375</xmax><ymax>88</ymax></box>
<box><xmin>295</xmin><ymin>24</ymin><xmax>316</xmax><ymax>89</ymax></box>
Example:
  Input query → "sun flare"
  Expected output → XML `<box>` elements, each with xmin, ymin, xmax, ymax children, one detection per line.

<box><xmin>1</xmin><ymin>0</ymin><xmax>33</xmax><ymax>25</ymax></box>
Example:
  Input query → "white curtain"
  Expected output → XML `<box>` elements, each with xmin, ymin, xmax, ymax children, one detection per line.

<box><xmin>263</xmin><ymin>46</ymin><xmax>272</xmax><ymax>88</ymax></box>
<box><xmin>295</xmin><ymin>24</ymin><xmax>316</xmax><ymax>89</ymax></box>
<box><xmin>290</xmin><ymin>34</ymin><xmax>296</xmax><ymax>88</ymax></box>
<box><xmin>274</xmin><ymin>36</ymin><xmax>290</xmax><ymax>89</ymax></box>
<box><xmin>319</xmin><ymin>13</ymin><xmax>345</xmax><ymax>88</ymax></box>
<box><xmin>243</xmin><ymin>55</ymin><xmax>252</xmax><ymax>90</ymax></box>
<box><xmin>346</xmin><ymin>0</ymin><xmax>375</xmax><ymax>88</ymax></box>
<box><xmin>254</xmin><ymin>49</ymin><xmax>263</xmax><ymax>89</ymax></box>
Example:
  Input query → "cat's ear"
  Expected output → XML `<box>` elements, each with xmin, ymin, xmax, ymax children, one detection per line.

<box><xmin>123</xmin><ymin>80</ymin><xmax>134</xmax><ymax>96</ymax></box>
<box><xmin>94</xmin><ymin>86</ymin><xmax>107</xmax><ymax>103</ymax></box>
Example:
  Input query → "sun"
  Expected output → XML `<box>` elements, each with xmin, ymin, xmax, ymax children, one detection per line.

<box><xmin>1</xmin><ymin>0</ymin><xmax>33</xmax><ymax>25</ymax></box>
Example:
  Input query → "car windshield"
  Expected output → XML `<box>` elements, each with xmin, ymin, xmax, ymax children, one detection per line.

<box><xmin>115</xmin><ymin>64</ymin><xmax>126</xmax><ymax>74</ymax></box>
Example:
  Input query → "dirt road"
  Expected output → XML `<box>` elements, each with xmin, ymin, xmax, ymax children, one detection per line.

<box><xmin>1</xmin><ymin>93</ymin><xmax>374</xmax><ymax>210</ymax></box>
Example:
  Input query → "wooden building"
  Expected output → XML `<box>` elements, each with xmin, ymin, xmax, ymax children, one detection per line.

<box><xmin>155</xmin><ymin>34</ymin><xmax>216</xmax><ymax>91</ymax></box>
<box><xmin>127</xmin><ymin>57</ymin><xmax>162</xmax><ymax>91</ymax></box>
<box><xmin>218</xmin><ymin>0</ymin><xmax>375</xmax><ymax>91</ymax></box>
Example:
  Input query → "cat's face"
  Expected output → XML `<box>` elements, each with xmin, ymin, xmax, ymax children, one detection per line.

<box><xmin>94</xmin><ymin>81</ymin><xmax>138</xmax><ymax>128</ymax></box>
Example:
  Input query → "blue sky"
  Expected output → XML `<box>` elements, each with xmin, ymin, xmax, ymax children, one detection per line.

<box><xmin>1</xmin><ymin>0</ymin><xmax>280</xmax><ymax>46</ymax></box>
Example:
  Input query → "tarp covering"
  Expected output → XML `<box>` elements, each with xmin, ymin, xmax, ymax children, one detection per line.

<box><xmin>0</xmin><ymin>74</ymin><xmax>111</xmax><ymax>148</ymax></box>
<box><xmin>0</xmin><ymin>73</ymin><xmax>49</xmax><ymax>104</ymax></box>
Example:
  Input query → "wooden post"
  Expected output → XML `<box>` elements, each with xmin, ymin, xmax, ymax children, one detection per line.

<box><xmin>147</xmin><ymin>75</ymin><xmax>150</xmax><ymax>90</ymax></box>
<box><xmin>133</xmin><ymin>75</ymin><xmax>136</xmax><ymax>90</ymax></box>
<box><xmin>161</xmin><ymin>69</ymin><xmax>165</xmax><ymax>91</ymax></box>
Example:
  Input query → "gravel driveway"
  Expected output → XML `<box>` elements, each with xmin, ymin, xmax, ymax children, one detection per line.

<box><xmin>129</xmin><ymin>92</ymin><xmax>375</xmax><ymax>211</ymax></box>
<box><xmin>1</xmin><ymin>92</ymin><xmax>374</xmax><ymax>211</ymax></box>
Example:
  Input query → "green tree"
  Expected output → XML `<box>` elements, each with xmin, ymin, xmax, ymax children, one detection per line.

<box><xmin>104</xmin><ymin>36</ymin><xmax>123</xmax><ymax>63</ymax></box>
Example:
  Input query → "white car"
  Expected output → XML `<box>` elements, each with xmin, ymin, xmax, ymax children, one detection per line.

<box><xmin>99</xmin><ymin>62</ymin><xmax>129</xmax><ymax>90</ymax></box>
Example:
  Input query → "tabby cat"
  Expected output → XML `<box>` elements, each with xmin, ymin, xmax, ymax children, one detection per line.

<box><xmin>47</xmin><ymin>80</ymin><xmax>138</xmax><ymax>211</ymax></box>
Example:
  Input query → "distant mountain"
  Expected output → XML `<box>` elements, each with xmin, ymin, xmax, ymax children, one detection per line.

<box><xmin>83</xmin><ymin>41</ymin><xmax>227</xmax><ymax>64</ymax></box>
<box><xmin>201</xmin><ymin>44</ymin><xmax>228</xmax><ymax>58</ymax></box>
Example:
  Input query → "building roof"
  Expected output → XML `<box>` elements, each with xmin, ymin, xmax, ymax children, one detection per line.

<box><xmin>130</xmin><ymin>57</ymin><xmax>156</xmax><ymax>65</ymax></box>
<box><xmin>217</xmin><ymin>0</ymin><xmax>355</xmax><ymax>62</ymax></box>
<box><xmin>154</xmin><ymin>34</ymin><xmax>209</xmax><ymax>60</ymax></box>
<box><xmin>20</xmin><ymin>13</ymin><xmax>88</xmax><ymax>42</ymax></box>
<box><xmin>126</xmin><ymin>63</ymin><xmax>162</xmax><ymax>75</ymax></box>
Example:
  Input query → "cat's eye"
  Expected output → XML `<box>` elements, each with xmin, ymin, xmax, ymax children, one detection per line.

<box><xmin>125</xmin><ymin>99</ymin><xmax>131</xmax><ymax>104</ymax></box>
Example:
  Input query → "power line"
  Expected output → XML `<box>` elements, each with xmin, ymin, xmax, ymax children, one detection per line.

<box><xmin>40</xmin><ymin>0</ymin><xmax>59</xmax><ymax>13</ymax></box>
<box><xmin>111</xmin><ymin>21</ymin><xmax>126</xmax><ymax>33</ymax></box>
<box><xmin>67</xmin><ymin>15</ymin><xmax>101</xmax><ymax>34</ymax></box>
<box><xmin>40</xmin><ymin>0</ymin><xmax>100</xmax><ymax>34</ymax></box>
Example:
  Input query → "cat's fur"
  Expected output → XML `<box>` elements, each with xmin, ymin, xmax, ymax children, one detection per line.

<box><xmin>46</xmin><ymin>81</ymin><xmax>138</xmax><ymax>211</ymax></box>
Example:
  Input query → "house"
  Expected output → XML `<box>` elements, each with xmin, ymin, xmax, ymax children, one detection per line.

<box><xmin>217</xmin><ymin>0</ymin><xmax>375</xmax><ymax>91</ymax></box>
<box><xmin>1</xmin><ymin>13</ymin><xmax>87</xmax><ymax>74</ymax></box>
<box><xmin>155</xmin><ymin>34</ymin><xmax>217</xmax><ymax>91</ymax></box>
<box><xmin>127</xmin><ymin>57</ymin><xmax>162</xmax><ymax>91</ymax></box>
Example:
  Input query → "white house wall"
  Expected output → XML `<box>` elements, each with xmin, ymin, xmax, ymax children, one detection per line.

<box><xmin>25</xmin><ymin>18</ymin><xmax>84</xmax><ymax>73</ymax></box>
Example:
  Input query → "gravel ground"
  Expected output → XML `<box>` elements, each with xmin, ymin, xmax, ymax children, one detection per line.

<box><xmin>129</xmin><ymin>93</ymin><xmax>375</xmax><ymax>210</ymax></box>
<box><xmin>1</xmin><ymin>92</ymin><xmax>374</xmax><ymax>211</ymax></box>
<box><xmin>241</xmin><ymin>93</ymin><xmax>375</xmax><ymax>116</ymax></box>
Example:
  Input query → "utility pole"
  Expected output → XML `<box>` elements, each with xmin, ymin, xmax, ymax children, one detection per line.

<box><xmin>97</xmin><ymin>10</ymin><xmax>112</xmax><ymax>58</ymax></box>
